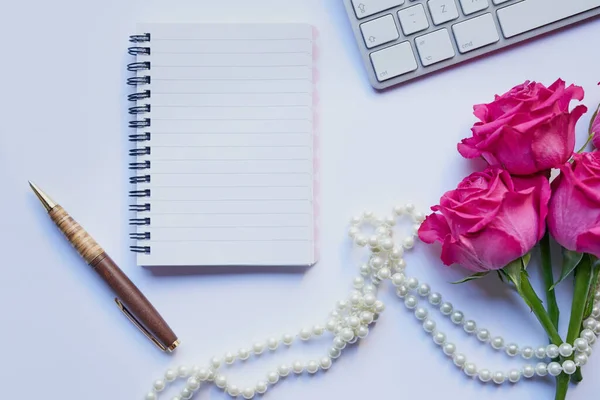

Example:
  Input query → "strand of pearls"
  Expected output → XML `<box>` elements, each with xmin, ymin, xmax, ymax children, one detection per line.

<box><xmin>144</xmin><ymin>205</ymin><xmax>600</xmax><ymax>400</ymax></box>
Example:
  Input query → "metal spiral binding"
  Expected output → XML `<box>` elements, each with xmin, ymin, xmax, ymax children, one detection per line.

<box><xmin>128</xmin><ymin>32</ymin><xmax>152</xmax><ymax>255</ymax></box>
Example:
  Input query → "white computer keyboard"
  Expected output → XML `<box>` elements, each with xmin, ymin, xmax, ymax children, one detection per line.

<box><xmin>343</xmin><ymin>0</ymin><xmax>600</xmax><ymax>90</ymax></box>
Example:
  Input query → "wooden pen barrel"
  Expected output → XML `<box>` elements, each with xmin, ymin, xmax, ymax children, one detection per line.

<box><xmin>48</xmin><ymin>206</ymin><xmax>178</xmax><ymax>351</ymax></box>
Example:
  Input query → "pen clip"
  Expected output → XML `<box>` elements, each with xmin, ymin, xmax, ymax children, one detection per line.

<box><xmin>114</xmin><ymin>298</ymin><xmax>167</xmax><ymax>352</ymax></box>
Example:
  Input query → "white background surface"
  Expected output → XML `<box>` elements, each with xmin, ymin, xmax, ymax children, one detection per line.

<box><xmin>1</xmin><ymin>1</ymin><xmax>599</xmax><ymax>399</ymax></box>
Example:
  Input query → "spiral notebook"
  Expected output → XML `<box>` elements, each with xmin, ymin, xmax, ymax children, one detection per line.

<box><xmin>127</xmin><ymin>23</ymin><xmax>318</xmax><ymax>267</ymax></box>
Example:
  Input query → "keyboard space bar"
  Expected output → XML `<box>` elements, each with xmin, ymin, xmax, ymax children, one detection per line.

<box><xmin>497</xmin><ymin>0</ymin><xmax>600</xmax><ymax>38</ymax></box>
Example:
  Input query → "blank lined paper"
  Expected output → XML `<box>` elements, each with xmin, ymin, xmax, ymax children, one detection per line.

<box><xmin>130</xmin><ymin>23</ymin><xmax>316</xmax><ymax>267</ymax></box>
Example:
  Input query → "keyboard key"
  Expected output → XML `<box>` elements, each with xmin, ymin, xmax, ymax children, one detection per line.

<box><xmin>452</xmin><ymin>13</ymin><xmax>499</xmax><ymax>53</ymax></box>
<box><xmin>428</xmin><ymin>0</ymin><xmax>460</xmax><ymax>25</ymax></box>
<box><xmin>459</xmin><ymin>0</ymin><xmax>489</xmax><ymax>15</ymax></box>
<box><xmin>352</xmin><ymin>0</ymin><xmax>406</xmax><ymax>19</ymax></box>
<box><xmin>370</xmin><ymin>42</ymin><xmax>418</xmax><ymax>81</ymax></box>
<box><xmin>415</xmin><ymin>29</ymin><xmax>455</xmax><ymax>66</ymax></box>
<box><xmin>360</xmin><ymin>15</ymin><xmax>400</xmax><ymax>49</ymax></box>
<box><xmin>398</xmin><ymin>4</ymin><xmax>430</xmax><ymax>35</ymax></box>
<box><xmin>497</xmin><ymin>0</ymin><xmax>600</xmax><ymax>38</ymax></box>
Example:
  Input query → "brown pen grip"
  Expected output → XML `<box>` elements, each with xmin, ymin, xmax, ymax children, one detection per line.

<box><xmin>92</xmin><ymin>254</ymin><xmax>178</xmax><ymax>350</ymax></box>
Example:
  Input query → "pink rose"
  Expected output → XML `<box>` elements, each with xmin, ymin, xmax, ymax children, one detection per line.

<box><xmin>458</xmin><ymin>79</ymin><xmax>587</xmax><ymax>175</ymax></box>
<box><xmin>592</xmin><ymin>100</ymin><xmax>600</xmax><ymax>148</ymax></box>
<box><xmin>548</xmin><ymin>152</ymin><xmax>600</xmax><ymax>257</ymax></box>
<box><xmin>418</xmin><ymin>168</ymin><xmax>550</xmax><ymax>272</ymax></box>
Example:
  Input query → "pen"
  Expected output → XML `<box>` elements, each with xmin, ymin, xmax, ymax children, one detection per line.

<box><xmin>29</xmin><ymin>181</ymin><xmax>180</xmax><ymax>352</ymax></box>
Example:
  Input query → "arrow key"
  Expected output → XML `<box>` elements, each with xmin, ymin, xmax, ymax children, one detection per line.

<box><xmin>360</xmin><ymin>14</ymin><xmax>400</xmax><ymax>49</ymax></box>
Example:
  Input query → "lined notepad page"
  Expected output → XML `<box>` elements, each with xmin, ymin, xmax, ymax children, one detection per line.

<box><xmin>132</xmin><ymin>23</ymin><xmax>317</xmax><ymax>267</ymax></box>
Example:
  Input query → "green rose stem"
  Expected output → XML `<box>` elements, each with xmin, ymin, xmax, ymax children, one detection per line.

<box><xmin>556</xmin><ymin>255</ymin><xmax>593</xmax><ymax>400</ymax></box>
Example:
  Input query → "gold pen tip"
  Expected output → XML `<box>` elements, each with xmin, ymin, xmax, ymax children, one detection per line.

<box><xmin>29</xmin><ymin>181</ymin><xmax>58</xmax><ymax>212</ymax></box>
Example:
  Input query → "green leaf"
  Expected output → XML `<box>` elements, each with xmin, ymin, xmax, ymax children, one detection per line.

<box><xmin>583</xmin><ymin>255</ymin><xmax>600</xmax><ymax>320</ymax></box>
<box><xmin>522</xmin><ymin>252</ymin><xmax>532</xmax><ymax>269</ymax></box>
<box><xmin>502</xmin><ymin>258</ymin><xmax>525</xmax><ymax>289</ymax></box>
<box><xmin>496</xmin><ymin>270</ymin><xmax>505</xmax><ymax>283</ymax></box>
<box><xmin>550</xmin><ymin>249</ymin><xmax>584</xmax><ymax>289</ymax></box>
<box><xmin>451</xmin><ymin>271</ymin><xmax>489</xmax><ymax>284</ymax></box>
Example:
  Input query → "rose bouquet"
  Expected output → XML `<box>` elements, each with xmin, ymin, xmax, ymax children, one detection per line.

<box><xmin>419</xmin><ymin>79</ymin><xmax>600</xmax><ymax>400</ymax></box>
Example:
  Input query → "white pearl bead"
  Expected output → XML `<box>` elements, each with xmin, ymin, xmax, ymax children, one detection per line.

<box><xmin>186</xmin><ymin>377</ymin><xmax>200</xmax><ymax>391</ymax></box>
<box><xmin>206</xmin><ymin>370</ymin><xmax>215</xmax><ymax>381</ymax></box>
<box><xmin>574</xmin><ymin>338</ymin><xmax>589</xmax><ymax>352</ymax></box>
<box><xmin>404</xmin><ymin>295</ymin><xmax>418</xmax><ymax>309</ymax></box>
<box><xmin>359</xmin><ymin>264</ymin><xmax>370</xmax><ymax>277</ymax></box>
<box><xmin>396</xmin><ymin>285</ymin><xmax>409</xmax><ymax>298</ymax></box>
<box><xmin>417</xmin><ymin>283</ymin><xmax>431</xmax><ymax>297</ymax></box>
<box><xmin>282</xmin><ymin>334</ymin><xmax>294</xmax><ymax>346</ymax></box>
<box><xmin>357</xmin><ymin>325</ymin><xmax>369</xmax><ymax>338</ymax></box>
<box><xmin>477</xmin><ymin>329</ymin><xmax>491</xmax><ymax>342</ymax></box>
<box><xmin>492</xmin><ymin>371</ymin><xmax>506</xmax><ymax>384</ymax></box>
<box><xmin>178</xmin><ymin>366</ymin><xmax>190</xmax><ymax>377</ymax></box>
<box><xmin>506</xmin><ymin>343</ymin><xmax>519</xmax><ymax>357</ymax></box>
<box><xmin>562</xmin><ymin>360</ymin><xmax>576</xmax><ymax>375</ymax></box>
<box><xmin>299</xmin><ymin>328</ymin><xmax>312</xmax><ymax>341</ymax></box>
<box><xmin>523</xmin><ymin>365</ymin><xmax>535</xmax><ymax>378</ymax></box>
<box><xmin>521</xmin><ymin>346</ymin><xmax>534</xmax><ymax>359</ymax></box>
<box><xmin>306</xmin><ymin>360</ymin><xmax>319</xmax><ymax>374</ymax></box>
<box><xmin>443</xmin><ymin>342</ymin><xmax>456</xmax><ymax>356</ymax></box>
<box><xmin>196</xmin><ymin>368</ymin><xmax>210</xmax><ymax>381</ymax></box>
<box><xmin>595</xmin><ymin>291</ymin><xmax>600</xmax><ymax>301</ymax></box>
<box><xmin>406</xmin><ymin>277</ymin><xmax>419</xmax><ymax>290</ymax></box>
<box><xmin>370</xmin><ymin>256</ymin><xmax>384</xmax><ymax>269</ymax></box>
<box><xmin>347</xmin><ymin>316</ymin><xmax>359</xmax><ymax>328</ymax></box>
<box><xmin>215</xmin><ymin>375</ymin><xmax>227</xmax><ymax>388</ymax></box>
<box><xmin>535</xmin><ymin>346</ymin><xmax>547</xmax><ymax>359</ymax></box>
<box><xmin>153</xmin><ymin>379</ymin><xmax>166</xmax><ymax>392</ymax></box>
<box><xmin>333</xmin><ymin>337</ymin><xmax>346</xmax><ymax>350</ymax></box>
<box><xmin>414</xmin><ymin>307</ymin><xmax>428</xmax><ymax>320</ymax></box>
<box><xmin>575</xmin><ymin>353</ymin><xmax>588</xmax><ymax>366</ymax></box>
<box><xmin>453</xmin><ymin>353</ymin><xmax>466</xmax><ymax>368</ymax></box>
<box><xmin>559</xmin><ymin>343</ymin><xmax>573</xmax><ymax>357</ymax></box>
<box><xmin>592</xmin><ymin>305</ymin><xmax>600</xmax><ymax>318</ymax></box>
<box><xmin>396</xmin><ymin>259</ymin><xmax>407</xmax><ymax>269</ymax></box>
<box><xmin>413</xmin><ymin>211</ymin><xmax>425</xmax><ymax>222</ymax></box>
<box><xmin>363</xmin><ymin>293</ymin><xmax>376</xmax><ymax>306</ymax></box>
<box><xmin>292</xmin><ymin>361</ymin><xmax>304</xmax><ymax>374</ymax></box>
<box><xmin>227</xmin><ymin>385</ymin><xmax>240</xmax><ymax>397</ymax></box>
<box><xmin>583</xmin><ymin>318</ymin><xmax>597</xmax><ymax>330</ymax></box>
<box><xmin>546</xmin><ymin>344</ymin><xmax>559</xmax><ymax>358</ymax></box>
<box><xmin>360</xmin><ymin>309</ymin><xmax>374</xmax><ymax>322</ymax></box>
<box><xmin>329</xmin><ymin>347</ymin><xmax>342</xmax><ymax>358</ymax></box>
<box><xmin>172</xmin><ymin>396</ymin><xmax>182</xmax><ymax>400</ymax></box>
<box><xmin>368</xmin><ymin>235</ymin><xmax>379</xmax><ymax>248</ymax></box>
<box><xmin>535</xmin><ymin>363</ymin><xmax>548</xmax><ymax>376</ymax></box>
<box><xmin>548</xmin><ymin>362</ymin><xmax>562</xmax><ymax>376</ymax></box>
<box><xmin>508</xmin><ymin>369</ymin><xmax>521</xmax><ymax>383</ymax></box>
<box><xmin>405</xmin><ymin>203</ymin><xmax>415</xmax><ymax>212</ymax></box>
<box><xmin>336</xmin><ymin>300</ymin><xmax>349</xmax><ymax>311</ymax></box>
<box><xmin>403</xmin><ymin>237</ymin><xmax>415</xmax><ymax>249</ymax></box>
<box><xmin>464</xmin><ymin>362</ymin><xmax>477</xmax><ymax>377</ymax></box>
<box><xmin>355</xmin><ymin>235</ymin><xmax>367</xmax><ymax>247</ymax></box>
<box><xmin>242</xmin><ymin>387</ymin><xmax>255</xmax><ymax>399</ymax></box>
<box><xmin>255</xmin><ymin>381</ymin><xmax>268</xmax><ymax>394</ymax></box>
<box><xmin>433</xmin><ymin>331</ymin><xmax>446</xmax><ymax>345</ymax></box>
<box><xmin>350</xmin><ymin>215</ymin><xmax>362</xmax><ymax>225</ymax></box>
<box><xmin>380</xmin><ymin>237</ymin><xmax>394</xmax><ymax>250</ymax></box>
<box><xmin>440</xmin><ymin>302</ymin><xmax>453</xmax><ymax>315</ymax></box>
<box><xmin>363</xmin><ymin>284</ymin><xmax>377</xmax><ymax>294</ymax></box>
<box><xmin>584</xmin><ymin>347</ymin><xmax>592</xmax><ymax>357</ymax></box>
<box><xmin>253</xmin><ymin>342</ymin><xmax>265</xmax><ymax>354</ymax></box>
<box><xmin>277</xmin><ymin>364</ymin><xmax>291</xmax><ymax>377</ymax></box>
<box><xmin>383</xmin><ymin>215</ymin><xmax>396</xmax><ymax>226</ymax></box>
<box><xmin>394</xmin><ymin>205</ymin><xmax>405</xmax><ymax>215</ymax></box>
<box><xmin>348</xmin><ymin>226</ymin><xmax>359</xmax><ymax>238</ymax></box>
<box><xmin>353</xmin><ymin>276</ymin><xmax>365</xmax><ymax>289</ymax></box>
<box><xmin>211</xmin><ymin>357</ymin><xmax>222</xmax><ymax>369</ymax></box>
<box><xmin>391</xmin><ymin>273</ymin><xmax>405</xmax><ymax>286</ymax></box>
<box><xmin>181</xmin><ymin>388</ymin><xmax>193</xmax><ymax>399</ymax></box>
<box><xmin>412</xmin><ymin>224</ymin><xmax>421</xmax><ymax>235</ymax></box>
<box><xmin>320</xmin><ymin>356</ymin><xmax>332</xmax><ymax>370</ymax></box>
<box><xmin>340</xmin><ymin>328</ymin><xmax>354</xmax><ymax>342</ymax></box>
<box><xmin>429</xmin><ymin>292</ymin><xmax>442</xmax><ymax>306</ymax></box>
<box><xmin>325</xmin><ymin>319</ymin><xmax>337</xmax><ymax>332</ymax></box>
<box><xmin>491</xmin><ymin>337</ymin><xmax>505</xmax><ymax>350</ymax></box>
<box><xmin>581</xmin><ymin>329</ymin><xmax>596</xmax><ymax>344</ymax></box>
<box><xmin>478</xmin><ymin>369</ymin><xmax>492</xmax><ymax>382</ymax></box>
<box><xmin>450</xmin><ymin>311</ymin><xmax>464</xmax><ymax>325</ymax></box>
<box><xmin>165</xmin><ymin>369</ymin><xmax>177</xmax><ymax>382</ymax></box>
<box><xmin>378</xmin><ymin>267</ymin><xmax>391</xmax><ymax>280</ymax></box>
<box><xmin>144</xmin><ymin>392</ymin><xmax>157</xmax><ymax>400</ymax></box>
<box><xmin>374</xmin><ymin>300</ymin><xmax>385</xmax><ymax>313</ymax></box>
<box><xmin>423</xmin><ymin>319</ymin><xmax>436</xmax><ymax>333</ymax></box>
<box><xmin>236</xmin><ymin>348</ymin><xmax>249</xmax><ymax>361</ymax></box>
<box><xmin>390</xmin><ymin>247</ymin><xmax>403</xmax><ymax>260</ymax></box>
<box><xmin>267</xmin><ymin>371</ymin><xmax>279</xmax><ymax>384</ymax></box>
<box><xmin>224</xmin><ymin>352</ymin><xmax>236</xmax><ymax>364</ymax></box>
<box><xmin>463</xmin><ymin>320</ymin><xmax>476</xmax><ymax>334</ymax></box>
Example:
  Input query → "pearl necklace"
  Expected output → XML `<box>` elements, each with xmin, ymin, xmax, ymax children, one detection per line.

<box><xmin>144</xmin><ymin>205</ymin><xmax>600</xmax><ymax>400</ymax></box>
